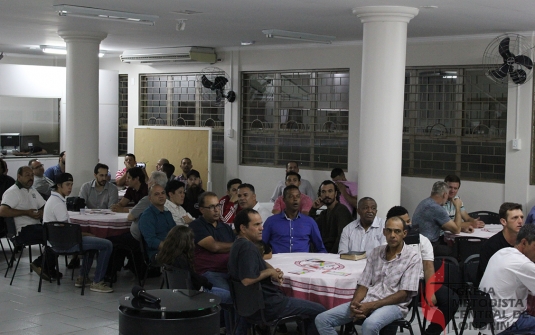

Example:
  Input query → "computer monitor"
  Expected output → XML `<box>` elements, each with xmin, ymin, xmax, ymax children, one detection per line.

<box><xmin>1</xmin><ymin>133</ymin><xmax>20</xmax><ymax>149</ymax></box>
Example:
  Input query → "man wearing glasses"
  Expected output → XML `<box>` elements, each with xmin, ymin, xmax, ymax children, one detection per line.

<box><xmin>190</xmin><ymin>191</ymin><xmax>236</xmax><ymax>290</ymax></box>
<box><xmin>28</xmin><ymin>159</ymin><xmax>54</xmax><ymax>200</ymax></box>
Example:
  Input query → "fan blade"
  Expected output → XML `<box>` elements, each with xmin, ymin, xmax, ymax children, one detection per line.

<box><xmin>515</xmin><ymin>55</ymin><xmax>533</xmax><ymax>70</ymax></box>
<box><xmin>211</xmin><ymin>76</ymin><xmax>228</xmax><ymax>90</ymax></box>
<box><xmin>201</xmin><ymin>75</ymin><xmax>213</xmax><ymax>89</ymax></box>
<box><xmin>511</xmin><ymin>69</ymin><xmax>527</xmax><ymax>84</ymax></box>
<box><xmin>489</xmin><ymin>63</ymin><xmax>510</xmax><ymax>79</ymax></box>
<box><xmin>226</xmin><ymin>91</ymin><xmax>236</xmax><ymax>103</ymax></box>
<box><xmin>215</xmin><ymin>89</ymin><xmax>223</xmax><ymax>103</ymax></box>
<box><xmin>498</xmin><ymin>37</ymin><xmax>513</xmax><ymax>60</ymax></box>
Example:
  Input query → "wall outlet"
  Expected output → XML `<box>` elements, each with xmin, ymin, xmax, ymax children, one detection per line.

<box><xmin>226</xmin><ymin>129</ymin><xmax>234</xmax><ymax>138</ymax></box>
<box><xmin>512</xmin><ymin>138</ymin><xmax>521</xmax><ymax>150</ymax></box>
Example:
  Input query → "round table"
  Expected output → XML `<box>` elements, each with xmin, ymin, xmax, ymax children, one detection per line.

<box><xmin>118</xmin><ymin>289</ymin><xmax>221</xmax><ymax>335</ymax></box>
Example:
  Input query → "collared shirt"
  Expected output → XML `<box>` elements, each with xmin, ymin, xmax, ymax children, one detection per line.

<box><xmin>129</xmin><ymin>196</ymin><xmax>151</xmax><ymax>241</ymax></box>
<box><xmin>442</xmin><ymin>196</ymin><xmax>465</xmax><ymax>220</ymax></box>
<box><xmin>175</xmin><ymin>174</ymin><xmax>188</xmax><ymax>190</ymax></box>
<box><xmin>164</xmin><ymin>199</ymin><xmax>192</xmax><ymax>226</ymax></box>
<box><xmin>43</xmin><ymin>191</ymin><xmax>70</xmax><ymax>223</ymax></box>
<box><xmin>33</xmin><ymin>175</ymin><xmax>54</xmax><ymax>199</ymax></box>
<box><xmin>337</xmin><ymin>180</ymin><xmax>358</xmax><ymax>214</ymax></box>
<box><xmin>115</xmin><ymin>167</ymin><xmax>127</xmax><ymax>181</ymax></box>
<box><xmin>270</xmin><ymin>179</ymin><xmax>316</xmax><ymax>202</ymax></box>
<box><xmin>338</xmin><ymin>216</ymin><xmax>386</xmax><ymax>254</ymax></box>
<box><xmin>44</xmin><ymin>164</ymin><xmax>63</xmax><ymax>182</ymax></box>
<box><xmin>138</xmin><ymin>204</ymin><xmax>175</xmax><ymax>259</ymax></box>
<box><xmin>124</xmin><ymin>183</ymin><xmax>149</xmax><ymax>206</ymax></box>
<box><xmin>253</xmin><ymin>201</ymin><xmax>272</xmax><ymax>224</ymax></box>
<box><xmin>358</xmin><ymin>243</ymin><xmax>422</xmax><ymax>316</ymax></box>
<box><xmin>78</xmin><ymin>180</ymin><xmax>119</xmax><ymax>209</ymax></box>
<box><xmin>1</xmin><ymin>182</ymin><xmax>46</xmax><ymax>232</ymax></box>
<box><xmin>262</xmin><ymin>211</ymin><xmax>326</xmax><ymax>253</ymax></box>
<box><xmin>413</xmin><ymin>197</ymin><xmax>451</xmax><ymax>243</ymax></box>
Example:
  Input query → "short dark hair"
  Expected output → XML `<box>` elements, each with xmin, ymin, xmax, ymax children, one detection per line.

<box><xmin>0</xmin><ymin>159</ymin><xmax>6</xmax><ymax>174</ymax></box>
<box><xmin>444</xmin><ymin>174</ymin><xmax>461</xmax><ymax>185</ymax></box>
<box><xmin>283</xmin><ymin>184</ymin><xmax>299</xmax><ymax>198</ymax></box>
<box><xmin>238</xmin><ymin>183</ymin><xmax>255</xmax><ymax>193</ymax></box>
<box><xmin>386</xmin><ymin>206</ymin><xmax>409</xmax><ymax>220</ymax></box>
<box><xmin>227</xmin><ymin>178</ymin><xmax>242</xmax><ymax>190</ymax></box>
<box><xmin>330</xmin><ymin>168</ymin><xmax>345</xmax><ymax>179</ymax></box>
<box><xmin>386</xmin><ymin>216</ymin><xmax>408</xmax><ymax>232</ymax></box>
<box><xmin>17</xmin><ymin>166</ymin><xmax>26</xmax><ymax>176</ymax></box>
<box><xmin>28</xmin><ymin>159</ymin><xmax>39</xmax><ymax>166</ymax></box>
<box><xmin>162</xmin><ymin>163</ymin><xmax>175</xmax><ymax>179</ymax></box>
<box><xmin>165</xmin><ymin>180</ymin><xmax>185</xmax><ymax>197</ymax></box>
<box><xmin>499</xmin><ymin>202</ymin><xmax>523</xmax><ymax>220</ymax></box>
<box><xmin>94</xmin><ymin>163</ymin><xmax>109</xmax><ymax>174</ymax></box>
<box><xmin>198</xmin><ymin>191</ymin><xmax>218</xmax><ymax>208</ymax></box>
<box><xmin>125</xmin><ymin>153</ymin><xmax>136</xmax><ymax>161</ymax></box>
<box><xmin>127</xmin><ymin>166</ymin><xmax>145</xmax><ymax>184</ymax></box>
<box><xmin>285</xmin><ymin>171</ymin><xmax>301</xmax><ymax>181</ymax></box>
<box><xmin>234</xmin><ymin>208</ymin><xmax>259</xmax><ymax>234</ymax></box>
<box><xmin>318</xmin><ymin>180</ymin><xmax>340</xmax><ymax>202</ymax></box>
<box><xmin>516</xmin><ymin>224</ymin><xmax>535</xmax><ymax>245</ymax></box>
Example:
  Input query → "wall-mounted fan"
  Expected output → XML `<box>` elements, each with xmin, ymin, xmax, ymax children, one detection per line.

<box><xmin>197</xmin><ymin>67</ymin><xmax>236</xmax><ymax>105</ymax></box>
<box><xmin>483</xmin><ymin>33</ymin><xmax>534</xmax><ymax>85</ymax></box>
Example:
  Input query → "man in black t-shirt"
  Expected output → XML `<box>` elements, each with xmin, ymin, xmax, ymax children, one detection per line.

<box><xmin>228</xmin><ymin>208</ymin><xmax>326</xmax><ymax>335</ymax></box>
<box><xmin>476</xmin><ymin>202</ymin><xmax>524</xmax><ymax>284</ymax></box>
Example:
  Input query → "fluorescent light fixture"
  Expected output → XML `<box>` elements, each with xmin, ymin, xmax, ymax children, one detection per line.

<box><xmin>241</xmin><ymin>41</ymin><xmax>255</xmax><ymax>46</ymax></box>
<box><xmin>443</xmin><ymin>75</ymin><xmax>457</xmax><ymax>79</ymax></box>
<box><xmin>54</xmin><ymin>4</ymin><xmax>159</xmax><ymax>25</ymax></box>
<box><xmin>41</xmin><ymin>45</ymin><xmax>105</xmax><ymax>57</ymax></box>
<box><xmin>262</xmin><ymin>29</ymin><xmax>335</xmax><ymax>44</ymax></box>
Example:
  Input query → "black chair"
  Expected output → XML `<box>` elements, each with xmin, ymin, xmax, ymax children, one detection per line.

<box><xmin>462</xmin><ymin>254</ymin><xmax>480</xmax><ymax>287</ymax></box>
<box><xmin>4</xmin><ymin>218</ymin><xmax>44</xmax><ymax>285</ymax></box>
<box><xmin>39</xmin><ymin>222</ymin><xmax>89</xmax><ymax>295</ymax></box>
<box><xmin>163</xmin><ymin>265</ymin><xmax>192</xmax><ymax>290</ymax></box>
<box><xmin>434</xmin><ymin>256</ymin><xmax>462</xmax><ymax>294</ymax></box>
<box><xmin>109</xmin><ymin>243</ymin><xmax>142</xmax><ymax>287</ymax></box>
<box><xmin>0</xmin><ymin>217</ymin><xmax>13</xmax><ymax>264</ymax></box>
<box><xmin>139</xmin><ymin>235</ymin><xmax>163</xmax><ymax>288</ymax></box>
<box><xmin>459</xmin><ymin>287</ymin><xmax>496</xmax><ymax>335</ymax></box>
<box><xmin>468</xmin><ymin>211</ymin><xmax>500</xmax><ymax>225</ymax></box>
<box><xmin>229</xmin><ymin>278</ymin><xmax>307</xmax><ymax>335</ymax></box>
<box><xmin>455</xmin><ymin>236</ymin><xmax>485</xmax><ymax>264</ymax></box>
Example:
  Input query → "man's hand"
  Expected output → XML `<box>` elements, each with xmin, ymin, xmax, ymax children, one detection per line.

<box><xmin>270</xmin><ymin>268</ymin><xmax>284</xmax><ymax>284</ymax></box>
<box><xmin>471</xmin><ymin>218</ymin><xmax>485</xmax><ymax>228</ymax></box>
<box><xmin>26</xmin><ymin>209</ymin><xmax>41</xmax><ymax>219</ymax></box>
<box><xmin>312</xmin><ymin>198</ymin><xmax>323</xmax><ymax>209</ymax></box>
<box><xmin>335</xmin><ymin>181</ymin><xmax>347</xmax><ymax>194</ymax></box>
<box><xmin>452</xmin><ymin>197</ymin><xmax>462</xmax><ymax>209</ymax></box>
<box><xmin>352</xmin><ymin>301</ymin><xmax>376</xmax><ymax>319</ymax></box>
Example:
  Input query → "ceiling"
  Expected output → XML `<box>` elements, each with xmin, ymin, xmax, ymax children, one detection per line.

<box><xmin>1</xmin><ymin>0</ymin><xmax>535</xmax><ymax>58</ymax></box>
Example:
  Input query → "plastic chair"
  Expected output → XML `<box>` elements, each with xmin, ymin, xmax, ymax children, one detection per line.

<box><xmin>455</xmin><ymin>237</ymin><xmax>485</xmax><ymax>264</ymax></box>
<box><xmin>139</xmin><ymin>235</ymin><xmax>163</xmax><ymax>288</ymax></box>
<box><xmin>0</xmin><ymin>217</ymin><xmax>13</xmax><ymax>264</ymax></box>
<box><xmin>39</xmin><ymin>222</ymin><xmax>89</xmax><ymax>295</ymax></box>
<box><xmin>462</xmin><ymin>254</ymin><xmax>480</xmax><ymax>287</ymax></box>
<box><xmin>4</xmin><ymin>218</ymin><xmax>43</xmax><ymax>285</ymax></box>
<box><xmin>109</xmin><ymin>243</ymin><xmax>141</xmax><ymax>287</ymax></box>
<box><xmin>163</xmin><ymin>265</ymin><xmax>192</xmax><ymax>290</ymax></box>
<box><xmin>459</xmin><ymin>287</ymin><xmax>496</xmax><ymax>335</ymax></box>
<box><xmin>229</xmin><ymin>278</ymin><xmax>307</xmax><ymax>335</ymax></box>
<box><xmin>468</xmin><ymin>211</ymin><xmax>500</xmax><ymax>225</ymax></box>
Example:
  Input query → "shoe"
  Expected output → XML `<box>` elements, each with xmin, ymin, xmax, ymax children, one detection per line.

<box><xmin>49</xmin><ymin>271</ymin><xmax>63</xmax><ymax>280</ymax></box>
<box><xmin>90</xmin><ymin>281</ymin><xmax>114</xmax><ymax>293</ymax></box>
<box><xmin>30</xmin><ymin>263</ymin><xmax>50</xmax><ymax>281</ymax></box>
<box><xmin>75</xmin><ymin>276</ymin><xmax>90</xmax><ymax>287</ymax></box>
<box><xmin>67</xmin><ymin>257</ymin><xmax>80</xmax><ymax>269</ymax></box>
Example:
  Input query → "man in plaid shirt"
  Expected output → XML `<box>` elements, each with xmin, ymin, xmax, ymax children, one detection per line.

<box><xmin>315</xmin><ymin>216</ymin><xmax>422</xmax><ymax>335</ymax></box>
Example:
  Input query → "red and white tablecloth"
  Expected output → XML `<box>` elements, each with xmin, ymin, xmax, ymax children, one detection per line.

<box><xmin>69</xmin><ymin>210</ymin><xmax>131</xmax><ymax>238</ymax></box>
<box><xmin>266</xmin><ymin>252</ymin><xmax>365</xmax><ymax>309</ymax></box>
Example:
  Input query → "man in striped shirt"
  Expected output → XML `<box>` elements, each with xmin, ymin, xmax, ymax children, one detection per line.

<box><xmin>219</xmin><ymin>178</ymin><xmax>242</xmax><ymax>227</ymax></box>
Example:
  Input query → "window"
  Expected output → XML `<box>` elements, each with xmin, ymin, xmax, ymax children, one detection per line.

<box><xmin>402</xmin><ymin>67</ymin><xmax>507</xmax><ymax>182</ymax></box>
<box><xmin>139</xmin><ymin>73</ymin><xmax>224</xmax><ymax>163</ymax></box>
<box><xmin>118</xmin><ymin>74</ymin><xmax>128</xmax><ymax>155</ymax></box>
<box><xmin>241</xmin><ymin>69</ymin><xmax>349</xmax><ymax>169</ymax></box>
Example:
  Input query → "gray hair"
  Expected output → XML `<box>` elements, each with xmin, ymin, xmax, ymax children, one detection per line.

<box><xmin>150</xmin><ymin>171</ymin><xmax>168</xmax><ymax>187</ymax></box>
<box><xmin>516</xmin><ymin>224</ymin><xmax>535</xmax><ymax>245</ymax></box>
<box><xmin>431</xmin><ymin>181</ymin><xmax>449</xmax><ymax>196</ymax></box>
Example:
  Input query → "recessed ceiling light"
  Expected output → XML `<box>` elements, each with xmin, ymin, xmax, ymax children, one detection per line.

<box><xmin>170</xmin><ymin>10</ymin><xmax>202</xmax><ymax>15</ymax></box>
<box><xmin>241</xmin><ymin>41</ymin><xmax>255</xmax><ymax>46</ymax></box>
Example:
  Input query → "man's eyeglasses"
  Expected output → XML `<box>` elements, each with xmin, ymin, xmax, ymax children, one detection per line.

<box><xmin>32</xmin><ymin>164</ymin><xmax>44</xmax><ymax>169</ymax></box>
<box><xmin>202</xmin><ymin>204</ymin><xmax>222</xmax><ymax>211</ymax></box>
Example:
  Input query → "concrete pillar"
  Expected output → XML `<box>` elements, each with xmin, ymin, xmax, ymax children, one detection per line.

<box><xmin>58</xmin><ymin>31</ymin><xmax>107</xmax><ymax>194</ymax></box>
<box><xmin>353</xmin><ymin>6</ymin><xmax>418</xmax><ymax>218</ymax></box>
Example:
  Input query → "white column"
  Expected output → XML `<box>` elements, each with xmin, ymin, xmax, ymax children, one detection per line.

<box><xmin>58</xmin><ymin>31</ymin><xmax>107</xmax><ymax>194</ymax></box>
<box><xmin>353</xmin><ymin>6</ymin><xmax>418</xmax><ymax>218</ymax></box>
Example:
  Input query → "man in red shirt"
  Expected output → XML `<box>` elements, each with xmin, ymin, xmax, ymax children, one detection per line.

<box><xmin>219</xmin><ymin>178</ymin><xmax>242</xmax><ymax>226</ymax></box>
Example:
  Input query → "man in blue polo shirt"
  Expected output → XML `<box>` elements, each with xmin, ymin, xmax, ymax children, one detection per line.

<box><xmin>262</xmin><ymin>185</ymin><xmax>326</xmax><ymax>253</ymax></box>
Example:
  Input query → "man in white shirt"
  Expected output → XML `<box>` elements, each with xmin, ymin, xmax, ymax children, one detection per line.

<box><xmin>78</xmin><ymin>163</ymin><xmax>118</xmax><ymax>209</ymax></box>
<box><xmin>480</xmin><ymin>224</ymin><xmax>535</xmax><ymax>334</ymax></box>
<box><xmin>237</xmin><ymin>183</ymin><xmax>272</xmax><ymax>223</ymax></box>
<box><xmin>270</xmin><ymin>161</ymin><xmax>315</xmax><ymax>201</ymax></box>
<box><xmin>338</xmin><ymin>197</ymin><xmax>385</xmax><ymax>254</ymax></box>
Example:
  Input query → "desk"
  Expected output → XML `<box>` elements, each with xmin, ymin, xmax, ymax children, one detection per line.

<box><xmin>443</xmin><ymin>226</ymin><xmax>502</xmax><ymax>242</ymax></box>
<box><xmin>266</xmin><ymin>252</ymin><xmax>365</xmax><ymax>309</ymax></box>
<box><xmin>69</xmin><ymin>211</ymin><xmax>131</xmax><ymax>238</ymax></box>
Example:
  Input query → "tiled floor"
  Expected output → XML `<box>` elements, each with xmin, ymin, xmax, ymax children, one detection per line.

<box><xmin>0</xmin><ymin>242</ymin><xmax>484</xmax><ymax>335</ymax></box>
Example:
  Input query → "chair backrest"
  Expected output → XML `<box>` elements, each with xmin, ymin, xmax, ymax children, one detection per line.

<box><xmin>229</xmin><ymin>278</ymin><xmax>265</xmax><ymax>318</ymax></box>
<box><xmin>44</xmin><ymin>222</ymin><xmax>83</xmax><ymax>252</ymax></box>
<box><xmin>5</xmin><ymin>217</ymin><xmax>17</xmax><ymax>239</ymax></box>
<box><xmin>434</xmin><ymin>256</ymin><xmax>462</xmax><ymax>293</ymax></box>
<box><xmin>463</xmin><ymin>254</ymin><xmax>480</xmax><ymax>286</ymax></box>
<box><xmin>138</xmin><ymin>234</ymin><xmax>151</xmax><ymax>264</ymax></box>
<box><xmin>456</xmin><ymin>237</ymin><xmax>485</xmax><ymax>264</ymax></box>
<box><xmin>163</xmin><ymin>265</ymin><xmax>192</xmax><ymax>290</ymax></box>
<box><xmin>469</xmin><ymin>288</ymin><xmax>495</xmax><ymax>330</ymax></box>
<box><xmin>468</xmin><ymin>211</ymin><xmax>500</xmax><ymax>225</ymax></box>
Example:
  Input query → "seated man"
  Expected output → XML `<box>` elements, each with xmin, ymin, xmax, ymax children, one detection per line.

<box><xmin>78</xmin><ymin>163</ymin><xmax>118</xmax><ymax>209</ymax></box>
<box><xmin>270</xmin><ymin>161</ymin><xmax>315</xmax><ymax>201</ymax></box>
<box><xmin>476</xmin><ymin>202</ymin><xmax>524</xmax><ymax>283</ymax></box>
<box><xmin>190</xmin><ymin>191</ymin><xmax>235</xmax><ymax>290</ymax></box>
<box><xmin>219</xmin><ymin>178</ymin><xmax>242</xmax><ymax>226</ymax></box>
<box><xmin>155</xmin><ymin>158</ymin><xmax>169</xmax><ymax>172</ymax></box>
<box><xmin>43</xmin><ymin>173</ymin><xmax>113</xmax><ymax>293</ymax></box>
<box><xmin>29</xmin><ymin>159</ymin><xmax>54</xmax><ymax>200</ymax></box>
<box><xmin>237</xmin><ymin>183</ymin><xmax>272</xmax><ymax>223</ymax></box>
<box><xmin>309</xmin><ymin>180</ymin><xmax>353</xmax><ymax>253</ymax></box>
<box><xmin>412</xmin><ymin>181</ymin><xmax>473</xmax><ymax>256</ymax></box>
<box><xmin>272</xmin><ymin>171</ymin><xmax>313</xmax><ymax>216</ymax></box>
<box><xmin>161</xmin><ymin>163</ymin><xmax>176</xmax><ymax>181</ymax></box>
<box><xmin>182</xmin><ymin>169</ymin><xmax>204</xmax><ymax>218</ymax></box>
<box><xmin>164</xmin><ymin>180</ymin><xmax>193</xmax><ymax>226</ymax></box>
<box><xmin>315</xmin><ymin>216</ymin><xmax>422</xmax><ymax>335</ymax></box>
<box><xmin>111</xmin><ymin>167</ymin><xmax>148</xmax><ymax>212</ymax></box>
<box><xmin>338</xmin><ymin>197</ymin><xmax>385</xmax><ymax>254</ymax></box>
<box><xmin>229</xmin><ymin>208</ymin><xmax>326</xmax><ymax>335</ymax></box>
<box><xmin>44</xmin><ymin>151</ymin><xmax>65</xmax><ymax>182</ymax></box>
<box><xmin>115</xmin><ymin>153</ymin><xmax>136</xmax><ymax>187</ymax></box>
<box><xmin>479</xmin><ymin>224</ymin><xmax>535</xmax><ymax>334</ymax></box>
<box><xmin>138</xmin><ymin>184</ymin><xmax>176</xmax><ymax>260</ymax></box>
<box><xmin>443</xmin><ymin>175</ymin><xmax>484</xmax><ymax>228</ymax></box>
<box><xmin>263</xmin><ymin>185</ymin><xmax>326</xmax><ymax>253</ymax></box>
<box><xmin>331</xmin><ymin>167</ymin><xmax>358</xmax><ymax>215</ymax></box>
<box><xmin>385</xmin><ymin>206</ymin><xmax>459</xmax><ymax>335</ymax></box>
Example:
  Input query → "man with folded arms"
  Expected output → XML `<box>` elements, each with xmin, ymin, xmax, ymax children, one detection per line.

<box><xmin>315</xmin><ymin>216</ymin><xmax>422</xmax><ymax>335</ymax></box>
<box><xmin>79</xmin><ymin>163</ymin><xmax>118</xmax><ymax>209</ymax></box>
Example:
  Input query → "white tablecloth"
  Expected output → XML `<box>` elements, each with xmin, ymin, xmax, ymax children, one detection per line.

<box><xmin>266</xmin><ymin>252</ymin><xmax>365</xmax><ymax>309</ymax></box>
<box><xmin>444</xmin><ymin>225</ymin><xmax>502</xmax><ymax>242</ymax></box>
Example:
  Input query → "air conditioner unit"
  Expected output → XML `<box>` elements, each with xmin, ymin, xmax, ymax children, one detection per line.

<box><xmin>120</xmin><ymin>46</ymin><xmax>217</xmax><ymax>64</ymax></box>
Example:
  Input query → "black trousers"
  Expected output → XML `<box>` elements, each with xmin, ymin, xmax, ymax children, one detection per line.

<box><xmin>105</xmin><ymin>232</ymin><xmax>145</xmax><ymax>278</ymax></box>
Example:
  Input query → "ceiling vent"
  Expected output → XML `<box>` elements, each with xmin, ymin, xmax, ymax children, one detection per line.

<box><xmin>120</xmin><ymin>46</ymin><xmax>217</xmax><ymax>64</ymax></box>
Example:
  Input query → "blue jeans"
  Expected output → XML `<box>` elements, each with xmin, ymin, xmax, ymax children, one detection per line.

<box><xmin>315</xmin><ymin>302</ymin><xmax>403</xmax><ymax>335</ymax></box>
<box><xmin>203</xmin><ymin>271</ymin><xmax>230</xmax><ymax>291</ymax></box>
<box><xmin>204</xmin><ymin>287</ymin><xmax>232</xmax><ymax>305</ymax></box>
<box><xmin>499</xmin><ymin>313</ymin><xmax>535</xmax><ymax>335</ymax></box>
<box><xmin>79</xmin><ymin>236</ymin><xmax>113</xmax><ymax>283</ymax></box>
<box><xmin>261</xmin><ymin>297</ymin><xmax>326</xmax><ymax>335</ymax></box>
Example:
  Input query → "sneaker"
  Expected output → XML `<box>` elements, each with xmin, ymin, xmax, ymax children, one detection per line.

<box><xmin>30</xmin><ymin>262</ymin><xmax>50</xmax><ymax>281</ymax></box>
<box><xmin>90</xmin><ymin>281</ymin><xmax>114</xmax><ymax>293</ymax></box>
<box><xmin>75</xmin><ymin>276</ymin><xmax>90</xmax><ymax>287</ymax></box>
